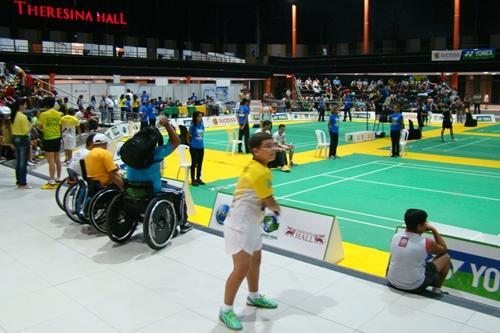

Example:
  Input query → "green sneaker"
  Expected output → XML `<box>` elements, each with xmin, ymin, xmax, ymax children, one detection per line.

<box><xmin>246</xmin><ymin>295</ymin><xmax>278</xmax><ymax>309</ymax></box>
<box><xmin>219</xmin><ymin>309</ymin><xmax>242</xmax><ymax>330</ymax></box>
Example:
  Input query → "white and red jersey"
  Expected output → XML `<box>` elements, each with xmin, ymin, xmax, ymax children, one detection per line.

<box><xmin>387</xmin><ymin>231</ymin><xmax>430</xmax><ymax>290</ymax></box>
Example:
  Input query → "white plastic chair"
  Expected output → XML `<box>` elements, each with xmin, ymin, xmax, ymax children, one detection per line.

<box><xmin>399</xmin><ymin>129</ymin><xmax>409</xmax><ymax>156</ymax></box>
<box><xmin>176</xmin><ymin>144</ymin><xmax>191</xmax><ymax>181</ymax></box>
<box><xmin>314</xmin><ymin>129</ymin><xmax>330</xmax><ymax>158</ymax></box>
<box><xmin>226</xmin><ymin>128</ymin><xmax>243</xmax><ymax>155</ymax></box>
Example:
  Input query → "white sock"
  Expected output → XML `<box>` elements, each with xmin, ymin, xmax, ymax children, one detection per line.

<box><xmin>221</xmin><ymin>304</ymin><xmax>233</xmax><ymax>313</ymax></box>
<box><xmin>49</xmin><ymin>179</ymin><xmax>55</xmax><ymax>185</ymax></box>
<box><xmin>248</xmin><ymin>292</ymin><xmax>259</xmax><ymax>300</ymax></box>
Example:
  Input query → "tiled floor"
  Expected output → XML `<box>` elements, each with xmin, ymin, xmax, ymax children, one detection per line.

<box><xmin>0</xmin><ymin>165</ymin><xmax>498</xmax><ymax>333</ymax></box>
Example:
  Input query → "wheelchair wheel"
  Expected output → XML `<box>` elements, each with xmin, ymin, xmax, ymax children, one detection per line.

<box><xmin>107</xmin><ymin>194</ymin><xmax>137</xmax><ymax>243</ymax></box>
<box><xmin>143</xmin><ymin>198</ymin><xmax>177</xmax><ymax>250</ymax></box>
<box><xmin>63</xmin><ymin>181</ymin><xmax>85</xmax><ymax>224</ymax></box>
<box><xmin>88</xmin><ymin>188</ymin><xmax>119</xmax><ymax>234</ymax></box>
<box><xmin>55</xmin><ymin>177</ymin><xmax>69</xmax><ymax>211</ymax></box>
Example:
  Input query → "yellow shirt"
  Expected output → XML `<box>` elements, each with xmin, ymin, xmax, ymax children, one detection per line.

<box><xmin>60</xmin><ymin>115</ymin><xmax>79</xmax><ymax>136</ymax></box>
<box><xmin>225</xmin><ymin>159</ymin><xmax>273</xmax><ymax>233</ymax></box>
<box><xmin>118</xmin><ymin>98</ymin><xmax>125</xmax><ymax>108</ymax></box>
<box><xmin>84</xmin><ymin>147</ymin><xmax>117</xmax><ymax>186</ymax></box>
<box><xmin>11</xmin><ymin>112</ymin><xmax>31</xmax><ymax>136</ymax></box>
<box><xmin>132</xmin><ymin>99</ymin><xmax>140</xmax><ymax>108</ymax></box>
<box><xmin>39</xmin><ymin>109</ymin><xmax>62</xmax><ymax>140</ymax></box>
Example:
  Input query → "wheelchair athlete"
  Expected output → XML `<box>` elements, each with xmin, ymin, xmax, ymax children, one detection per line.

<box><xmin>125</xmin><ymin>116</ymin><xmax>192</xmax><ymax>234</ymax></box>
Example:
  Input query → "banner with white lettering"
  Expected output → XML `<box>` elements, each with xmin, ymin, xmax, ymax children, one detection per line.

<box><xmin>431</xmin><ymin>50</ymin><xmax>462</xmax><ymax>62</ymax></box>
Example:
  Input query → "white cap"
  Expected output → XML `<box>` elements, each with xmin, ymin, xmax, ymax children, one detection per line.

<box><xmin>93</xmin><ymin>133</ymin><xmax>110</xmax><ymax>144</ymax></box>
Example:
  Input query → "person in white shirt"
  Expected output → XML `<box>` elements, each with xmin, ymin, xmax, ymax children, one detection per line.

<box><xmin>387</xmin><ymin>209</ymin><xmax>450</xmax><ymax>294</ymax></box>
<box><xmin>68</xmin><ymin>133</ymin><xmax>95</xmax><ymax>176</ymax></box>
<box><xmin>105</xmin><ymin>96</ymin><xmax>114</xmax><ymax>123</ymax></box>
<box><xmin>272</xmin><ymin>124</ymin><xmax>297</xmax><ymax>167</ymax></box>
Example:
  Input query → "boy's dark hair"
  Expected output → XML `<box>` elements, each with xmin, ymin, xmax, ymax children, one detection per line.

<box><xmin>42</xmin><ymin>96</ymin><xmax>55</xmax><ymax>108</ymax></box>
<box><xmin>278</xmin><ymin>124</ymin><xmax>286</xmax><ymax>129</ymax></box>
<box><xmin>404</xmin><ymin>209</ymin><xmax>428</xmax><ymax>231</ymax></box>
<box><xmin>262</xmin><ymin>120</ymin><xmax>272</xmax><ymax>127</ymax></box>
<box><xmin>86</xmin><ymin>133</ymin><xmax>96</xmax><ymax>147</ymax></box>
<box><xmin>249</xmin><ymin>132</ymin><xmax>272</xmax><ymax>150</ymax></box>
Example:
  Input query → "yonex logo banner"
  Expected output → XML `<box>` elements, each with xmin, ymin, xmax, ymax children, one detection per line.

<box><xmin>445</xmin><ymin>250</ymin><xmax>499</xmax><ymax>301</ymax></box>
<box><xmin>462</xmin><ymin>48</ymin><xmax>495</xmax><ymax>60</ymax></box>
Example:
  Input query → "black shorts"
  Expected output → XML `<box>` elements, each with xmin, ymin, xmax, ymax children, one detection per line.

<box><xmin>442</xmin><ymin>120</ymin><xmax>452</xmax><ymax>129</ymax></box>
<box><xmin>408</xmin><ymin>262</ymin><xmax>441</xmax><ymax>293</ymax></box>
<box><xmin>42</xmin><ymin>138</ymin><xmax>61</xmax><ymax>152</ymax></box>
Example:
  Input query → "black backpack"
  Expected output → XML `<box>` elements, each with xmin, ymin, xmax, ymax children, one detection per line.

<box><xmin>119</xmin><ymin>127</ymin><xmax>164</xmax><ymax>169</ymax></box>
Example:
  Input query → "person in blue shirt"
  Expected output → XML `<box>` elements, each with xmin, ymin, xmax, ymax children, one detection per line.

<box><xmin>149</xmin><ymin>98</ymin><xmax>157</xmax><ymax>127</ymax></box>
<box><xmin>317</xmin><ymin>97</ymin><xmax>326</xmax><ymax>122</ymax></box>
<box><xmin>140</xmin><ymin>90</ymin><xmax>150</xmax><ymax>104</ymax></box>
<box><xmin>237</xmin><ymin>98</ymin><xmax>250</xmax><ymax>153</ymax></box>
<box><xmin>343</xmin><ymin>94</ymin><xmax>353</xmax><ymax>122</ymax></box>
<box><xmin>124</xmin><ymin>95</ymin><xmax>132</xmax><ymax>121</ymax></box>
<box><xmin>125</xmin><ymin>116</ymin><xmax>192</xmax><ymax>233</ymax></box>
<box><xmin>389</xmin><ymin>105</ymin><xmax>404</xmax><ymax>157</ymax></box>
<box><xmin>328</xmin><ymin>106</ymin><xmax>340</xmax><ymax>159</ymax></box>
<box><xmin>139</xmin><ymin>101</ymin><xmax>151</xmax><ymax>131</ymax></box>
<box><xmin>189</xmin><ymin>111</ymin><xmax>205</xmax><ymax>186</ymax></box>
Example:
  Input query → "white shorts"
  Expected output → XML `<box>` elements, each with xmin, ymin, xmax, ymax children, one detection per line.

<box><xmin>62</xmin><ymin>134</ymin><xmax>76</xmax><ymax>150</ymax></box>
<box><xmin>224</xmin><ymin>226</ymin><xmax>262</xmax><ymax>256</ymax></box>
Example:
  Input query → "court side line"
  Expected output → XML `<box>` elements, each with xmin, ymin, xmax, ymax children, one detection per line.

<box><xmin>280</xmin><ymin>163</ymin><xmax>401</xmax><ymax>198</ymax></box>
<box><xmin>337</xmin><ymin>216</ymin><xmax>395</xmax><ymax>230</ymax></box>
<box><xmin>373</xmin><ymin>161</ymin><xmax>500</xmax><ymax>178</ymax></box>
<box><xmin>274</xmin><ymin>160</ymin><xmax>380</xmax><ymax>188</ymax></box>
<box><xmin>323</xmin><ymin>174</ymin><xmax>500</xmax><ymax>202</ymax></box>
<box><xmin>279</xmin><ymin>197</ymin><xmax>401</xmax><ymax>225</ymax></box>
<box><xmin>421</xmin><ymin>136</ymin><xmax>474</xmax><ymax>151</ymax></box>
<box><xmin>443</xmin><ymin>137</ymin><xmax>490</xmax><ymax>152</ymax></box>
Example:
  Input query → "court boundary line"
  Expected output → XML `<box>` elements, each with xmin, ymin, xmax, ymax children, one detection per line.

<box><xmin>280</xmin><ymin>163</ymin><xmax>402</xmax><ymax>198</ymax></box>
<box><xmin>274</xmin><ymin>160</ymin><xmax>381</xmax><ymax>188</ymax></box>
<box><xmin>323</xmin><ymin>174</ymin><xmax>500</xmax><ymax>202</ymax></box>
<box><xmin>443</xmin><ymin>137</ymin><xmax>490</xmax><ymax>152</ymax></box>
<box><xmin>373</xmin><ymin>161</ymin><xmax>500</xmax><ymax>178</ymax></box>
<box><xmin>420</xmin><ymin>136</ymin><xmax>475</xmax><ymax>151</ymax></box>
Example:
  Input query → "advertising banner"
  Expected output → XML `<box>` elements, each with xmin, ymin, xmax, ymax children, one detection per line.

<box><xmin>462</xmin><ymin>48</ymin><xmax>495</xmax><ymax>60</ymax></box>
<box><xmin>472</xmin><ymin>114</ymin><xmax>496</xmax><ymax>123</ymax></box>
<box><xmin>395</xmin><ymin>227</ymin><xmax>500</xmax><ymax>305</ymax></box>
<box><xmin>431</xmin><ymin>50</ymin><xmax>462</xmax><ymax>61</ymax></box>
<box><xmin>208</xmin><ymin>115</ymin><xmax>239</xmax><ymax>127</ymax></box>
<box><xmin>209</xmin><ymin>192</ymin><xmax>344</xmax><ymax>263</ymax></box>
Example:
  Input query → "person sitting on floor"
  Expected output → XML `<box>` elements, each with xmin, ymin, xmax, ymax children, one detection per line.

<box><xmin>387</xmin><ymin>208</ymin><xmax>450</xmax><ymax>295</ymax></box>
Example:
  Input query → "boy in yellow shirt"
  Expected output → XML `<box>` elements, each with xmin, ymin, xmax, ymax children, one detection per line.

<box><xmin>220</xmin><ymin>132</ymin><xmax>281</xmax><ymax>330</ymax></box>
<box><xmin>60</xmin><ymin>109</ymin><xmax>80</xmax><ymax>165</ymax></box>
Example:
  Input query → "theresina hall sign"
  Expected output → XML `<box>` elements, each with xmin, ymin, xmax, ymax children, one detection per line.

<box><xmin>13</xmin><ymin>0</ymin><xmax>127</xmax><ymax>25</ymax></box>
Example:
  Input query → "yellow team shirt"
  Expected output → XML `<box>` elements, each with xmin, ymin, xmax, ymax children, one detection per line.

<box><xmin>60</xmin><ymin>115</ymin><xmax>79</xmax><ymax>136</ymax></box>
<box><xmin>132</xmin><ymin>99</ymin><xmax>140</xmax><ymax>108</ymax></box>
<box><xmin>11</xmin><ymin>112</ymin><xmax>31</xmax><ymax>136</ymax></box>
<box><xmin>39</xmin><ymin>109</ymin><xmax>62</xmax><ymax>140</ymax></box>
<box><xmin>225</xmin><ymin>159</ymin><xmax>273</xmax><ymax>233</ymax></box>
<box><xmin>118</xmin><ymin>98</ymin><xmax>125</xmax><ymax>108</ymax></box>
<box><xmin>84</xmin><ymin>147</ymin><xmax>117</xmax><ymax>186</ymax></box>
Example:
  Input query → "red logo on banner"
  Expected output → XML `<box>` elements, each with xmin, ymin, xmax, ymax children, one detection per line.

<box><xmin>13</xmin><ymin>0</ymin><xmax>127</xmax><ymax>25</ymax></box>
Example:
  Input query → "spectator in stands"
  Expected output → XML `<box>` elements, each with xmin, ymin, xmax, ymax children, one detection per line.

<box><xmin>149</xmin><ymin>98</ymin><xmax>157</xmax><ymax>127</ymax></box>
<box><xmin>140</xmin><ymin>90</ymin><xmax>150</xmax><ymax>104</ymax></box>
<box><xmin>317</xmin><ymin>97</ymin><xmax>326</xmax><ymax>122</ymax></box>
<box><xmin>139</xmin><ymin>100</ymin><xmax>151</xmax><ymax>131</ymax></box>
<box><xmin>90</xmin><ymin>95</ymin><xmax>97</xmax><ymax>110</ymax></box>
<box><xmin>84</xmin><ymin>133</ymin><xmax>123</xmax><ymax>189</ymax></box>
<box><xmin>39</xmin><ymin>97</ymin><xmax>63</xmax><ymax>189</ymax></box>
<box><xmin>389</xmin><ymin>105</ymin><xmax>404</xmax><ymax>157</ymax></box>
<box><xmin>440</xmin><ymin>106</ymin><xmax>455</xmax><ymax>142</ymax></box>
<box><xmin>328</xmin><ymin>106</ymin><xmax>340</xmax><ymax>159</ymax></box>
<box><xmin>342</xmin><ymin>94</ymin><xmax>353</xmax><ymax>122</ymax></box>
<box><xmin>272</xmin><ymin>124</ymin><xmax>297</xmax><ymax>168</ymax></box>
<box><xmin>219</xmin><ymin>132</ymin><xmax>281</xmax><ymax>331</ymax></box>
<box><xmin>105</xmin><ymin>95</ymin><xmax>114</xmax><ymax>123</ymax></box>
<box><xmin>10</xmin><ymin>98</ymin><xmax>31</xmax><ymax>189</ymax></box>
<box><xmin>60</xmin><ymin>109</ymin><xmax>80</xmax><ymax>165</ymax></box>
<box><xmin>237</xmin><ymin>98</ymin><xmax>250</xmax><ymax>154</ymax></box>
<box><xmin>189</xmin><ymin>111</ymin><xmax>205</xmax><ymax>186</ymax></box>
<box><xmin>84</xmin><ymin>106</ymin><xmax>98</xmax><ymax>131</ymax></box>
<box><xmin>387</xmin><ymin>208</ymin><xmax>450</xmax><ymax>295</ymax></box>
<box><xmin>472</xmin><ymin>93</ymin><xmax>481</xmax><ymax>114</ymax></box>
<box><xmin>118</xmin><ymin>94</ymin><xmax>126</xmax><ymax>121</ymax></box>
<box><xmin>76</xmin><ymin>95</ymin><xmax>84</xmax><ymax>109</ymax></box>
<box><xmin>132</xmin><ymin>95</ymin><xmax>140</xmax><ymax>120</ymax></box>
<box><xmin>455</xmin><ymin>97</ymin><xmax>464</xmax><ymax>123</ymax></box>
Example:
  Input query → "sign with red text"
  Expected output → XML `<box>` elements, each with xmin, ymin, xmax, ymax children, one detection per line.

<box><xmin>13</xmin><ymin>0</ymin><xmax>127</xmax><ymax>25</ymax></box>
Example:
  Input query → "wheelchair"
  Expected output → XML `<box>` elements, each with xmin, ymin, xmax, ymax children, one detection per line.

<box><xmin>62</xmin><ymin>160</ymin><xmax>119</xmax><ymax>233</ymax></box>
<box><xmin>106</xmin><ymin>180</ymin><xmax>185</xmax><ymax>250</ymax></box>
